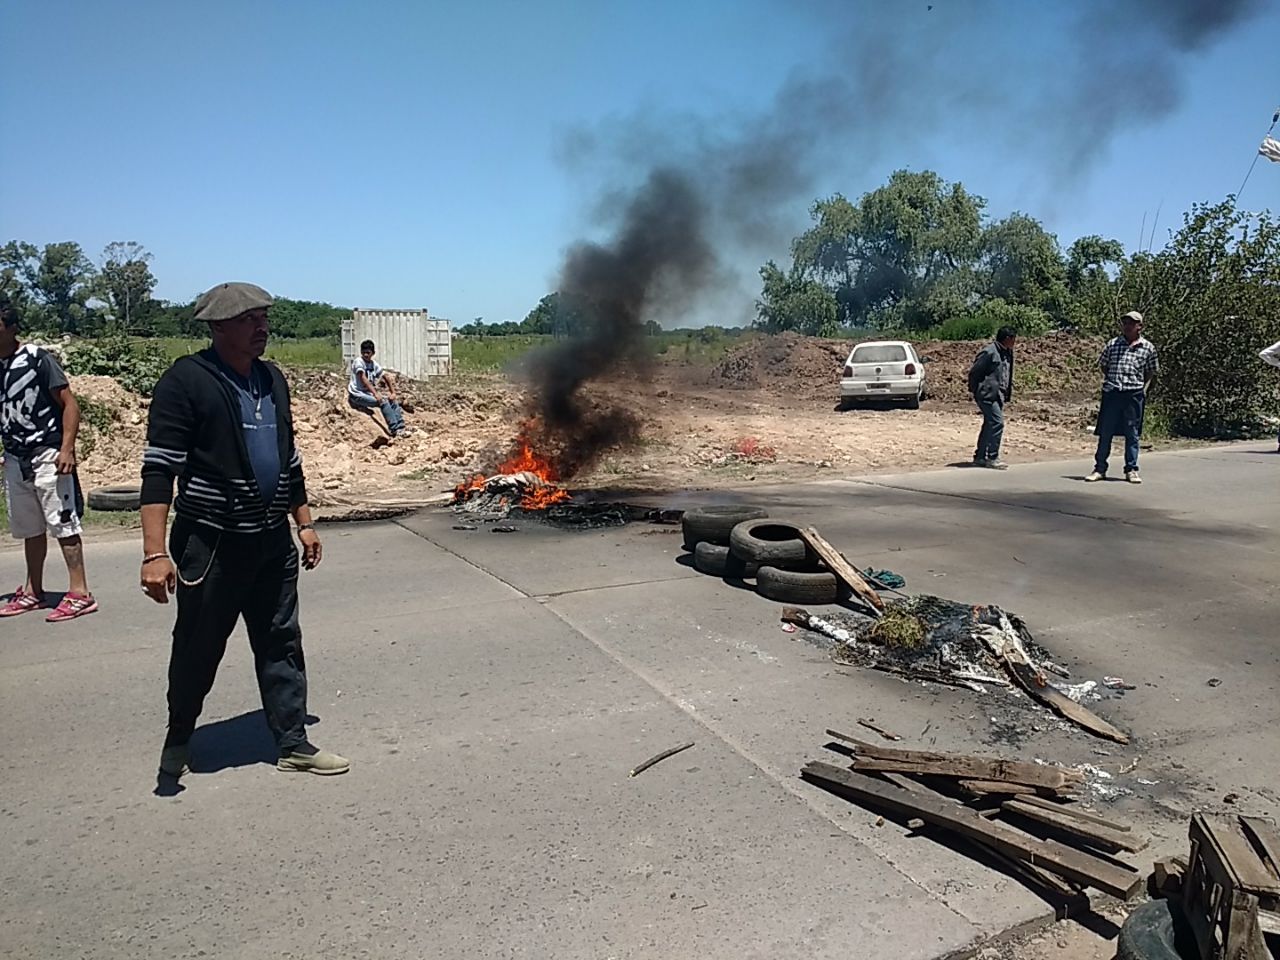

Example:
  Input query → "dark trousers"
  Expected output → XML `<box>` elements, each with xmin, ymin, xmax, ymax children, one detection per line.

<box><xmin>1094</xmin><ymin>389</ymin><xmax>1144</xmax><ymax>475</ymax></box>
<box><xmin>974</xmin><ymin>398</ymin><xmax>1005</xmax><ymax>460</ymax></box>
<box><xmin>164</xmin><ymin>519</ymin><xmax>308</xmax><ymax>754</ymax></box>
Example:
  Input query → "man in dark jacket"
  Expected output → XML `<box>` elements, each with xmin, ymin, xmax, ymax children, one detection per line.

<box><xmin>140</xmin><ymin>282</ymin><xmax>348</xmax><ymax>780</ymax></box>
<box><xmin>967</xmin><ymin>326</ymin><xmax>1016</xmax><ymax>470</ymax></box>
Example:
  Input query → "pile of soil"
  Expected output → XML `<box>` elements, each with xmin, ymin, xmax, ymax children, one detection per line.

<box><xmin>709</xmin><ymin>333</ymin><xmax>848</xmax><ymax>398</ymax></box>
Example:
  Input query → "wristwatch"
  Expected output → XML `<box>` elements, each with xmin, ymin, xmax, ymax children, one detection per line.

<box><xmin>298</xmin><ymin>523</ymin><xmax>316</xmax><ymax>533</ymax></box>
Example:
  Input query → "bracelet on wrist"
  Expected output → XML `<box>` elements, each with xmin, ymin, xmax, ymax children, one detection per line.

<box><xmin>297</xmin><ymin>523</ymin><xmax>316</xmax><ymax>533</ymax></box>
<box><xmin>142</xmin><ymin>553</ymin><xmax>169</xmax><ymax>564</ymax></box>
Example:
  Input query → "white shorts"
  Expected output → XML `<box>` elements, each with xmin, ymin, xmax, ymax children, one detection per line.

<box><xmin>3</xmin><ymin>447</ymin><xmax>83</xmax><ymax>540</ymax></box>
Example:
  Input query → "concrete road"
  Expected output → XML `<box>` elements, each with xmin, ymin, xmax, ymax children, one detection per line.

<box><xmin>2</xmin><ymin>444</ymin><xmax>1277</xmax><ymax>960</ymax></box>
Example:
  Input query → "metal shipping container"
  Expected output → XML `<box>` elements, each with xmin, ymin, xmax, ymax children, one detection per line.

<box><xmin>341</xmin><ymin>308</ymin><xmax>452</xmax><ymax>379</ymax></box>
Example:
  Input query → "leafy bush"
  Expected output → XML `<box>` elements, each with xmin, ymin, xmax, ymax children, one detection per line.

<box><xmin>930</xmin><ymin>314</ymin><xmax>998</xmax><ymax>341</ymax></box>
<box><xmin>62</xmin><ymin>335</ymin><xmax>170</xmax><ymax>396</ymax></box>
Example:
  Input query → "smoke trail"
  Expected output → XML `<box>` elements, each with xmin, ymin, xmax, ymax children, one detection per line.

<box><xmin>524</xmin><ymin>0</ymin><xmax>1263</xmax><ymax>477</ymax></box>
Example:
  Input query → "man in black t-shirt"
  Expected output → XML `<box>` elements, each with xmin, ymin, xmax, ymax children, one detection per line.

<box><xmin>0</xmin><ymin>304</ymin><xmax>97</xmax><ymax>621</ymax></box>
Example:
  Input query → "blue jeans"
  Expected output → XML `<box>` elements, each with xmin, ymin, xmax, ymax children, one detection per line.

<box><xmin>974</xmin><ymin>398</ymin><xmax>1004</xmax><ymax>460</ymax></box>
<box><xmin>349</xmin><ymin>392</ymin><xmax>405</xmax><ymax>434</ymax></box>
<box><xmin>1094</xmin><ymin>389</ymin><xmax>1144</xmax><ymax>475</ymax></box>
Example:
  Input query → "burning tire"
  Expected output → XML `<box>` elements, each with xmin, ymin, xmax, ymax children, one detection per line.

<box><xmin>729</xmin><ymin>519</ymin><xmax>812</xmax><ymax>569</ymax></box>
<box><xmin>681</xmin><ymin>505</ymin><xmax>768</xmax><ymax>550</ymax></box>
<box><xmin>755</xmin><ymin>565</ymin><xmax>851</xmax><ymax>605</ymax></box>
<box><xmin>693</xmin><ymin>541</ymin><xmax>758</xmax><ymax>579</ymax></box>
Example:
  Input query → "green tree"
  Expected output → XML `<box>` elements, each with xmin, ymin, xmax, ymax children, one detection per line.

<box><xmin>1064</xmin><ymin>235</ymin><xmax>1126</xmax><ymax>331</ymax></box>
<box><xmin>980</xmin><ymin>213</ymin><xmax>1066</xmax><ymax>323</ymax></box>
<box><xmin>34</xmin><ymin>242</ymin><xmax>98</xmax><ymax>333</ymax></box>
<box><xmin>1141</xmin><ymin>201</ymin><xmax>1280</xmax><ymax>436</ymax></box>
<box><xmin>0</xmin><ymin>241</ymin><xmax>40</xmax><ymax>323</ymax></box>
<box><xmin>755</xmin><ymin>261</ymin><xmax>839</xmax><ymax>335</ymax></box>
<box><xmin>97</xmin><ymin>241</ymin><xmax>158</xmax><ymax>332</ymax></box>
<box><xmin>787</xmin><ymin>170</ymin><xmax>986</xmax><ymax>329</ymax></box>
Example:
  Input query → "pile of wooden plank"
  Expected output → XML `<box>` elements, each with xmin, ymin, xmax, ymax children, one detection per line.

<box><xmin>803</xmin><ymin>731</ymin><xmax>1147</xmax><ymax>910</ymax></box>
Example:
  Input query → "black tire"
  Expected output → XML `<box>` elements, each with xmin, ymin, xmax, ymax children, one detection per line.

<box><xmin>693</xmin><ymin>541</ymin><xmax>758</xmax><ymax>579</ymax></box>
<box><xmin>729</xmin><ymin>518</ymin><xmax>812</xmax><ymax>568</ymax></box>
<box><xmin>906</xmin><ymin>391</ymin><xmax>921</xmax><ymax>410</ymax></box>
<box><xmin>681</xmin><ymin>505</ymin><xmax>768</xmax><ymax>550</ymax></box>
<box><xmin>755</xmin><ymin>565</ymin><xmax>851</xmax><ymax>605</ymax></box>
<box><xmin>87</xmin><ymin>485</ymin><xmax>141</xmax><ymax>512</ymax></box>
<box><xmin>1116</xmin><ymin>899</ymin><xmax>1196</xmax><ymax>960</ymax></box>
<box><xmin>838</xmin><ymin>397</ymin><xmax>857</xmax><ymax>411</ymax></box>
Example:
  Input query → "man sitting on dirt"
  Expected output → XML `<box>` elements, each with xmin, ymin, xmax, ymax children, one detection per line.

<box><xmin>967</xmin><ymin>326</ymin><xmax>1016</xmax><ymax>470</ymax></box>
<box><xmin>347</xmin><ymin>339</ymin><xmax>406</xmax><ymax>437</ymax></box>
<box><xmin>0</xmin><ymin>301</ymin><xmax>98</xmax><ymax>621</ymax></box>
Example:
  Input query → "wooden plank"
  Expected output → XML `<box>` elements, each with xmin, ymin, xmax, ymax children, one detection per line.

<box><xmin>1201</xmin><ymin>817</ymin><xmax>1280</xmax><ymax>897</ymax></box>
<box><xmin>802</xmin><ymin>761</ymin><xmax>1143</xmax><ymax>900</ymax></box>
<box><xmin>876</xmin><ymin>766</ymin><xmax>1088</xmax><ymax>910</ymax></box>
<box><xmin>1014</xmin><ymin>794</ymin><xmax>1132</xmax><ymax>833</ymax></box>
<box><xmin>1239</xmin><ymin>817</ymin><xmax>1280</xmax><ymax>880</ymax></box>
<box><xmin>1001</xmin><ymin>799</ymin><xmax>1147</xmax><ymax>854</ymax></box>
<box><xmin>959</xmin><ymin>779</ymin><xmax>1037</xmax><ymax>797</ymax></box>
<box><xmin>1002</xmin><ymin>658</ymin><xmax>1130</xmax><ymax>744</ymax></box>
<box><xmin>799</xmin><ymin>527</ymin><xmax>885</xmax><ymax>612</ymax></box>
<box><xmin>826</xmin><ymin>731</ymin><xmax>1082</xmax><ymax>792</ymax></box>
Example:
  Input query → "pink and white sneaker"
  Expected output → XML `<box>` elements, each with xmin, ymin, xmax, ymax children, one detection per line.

<box><xmin>0</xmin><ymin>587</ymin><xmax>46</xmax><ymax>617</ymax></box>
<box><xmin>45</xmin><ymin>593</ymin><xmax>98</xmax><ymax>623</ymax></box>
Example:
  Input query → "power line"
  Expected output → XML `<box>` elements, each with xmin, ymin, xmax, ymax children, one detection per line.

<box><xmin>1236</xmin><ymin>104</ymin><xmax>1280</xmax><ymax>204</ymax></box>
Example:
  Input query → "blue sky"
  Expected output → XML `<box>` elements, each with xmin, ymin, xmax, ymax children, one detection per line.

<box><xmin>3</xmin><ymin>0</ymin><xmax>1277</xmax><ymax>326</ymax></box>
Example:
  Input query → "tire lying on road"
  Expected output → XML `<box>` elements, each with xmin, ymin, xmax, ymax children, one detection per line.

<box><xmin>1115</xmin><ymin>900</ymin><xmax>1196</xmax><ymax>960</ymax></box>
<box><xmin>755</xmin><ymin>565</ymin><xmax>851</xmax><ymax>605</ymax></box>
<box><xmin>87</xmin><ymin>485</ymin><xmax>142</xmax><ymax>512</ymax></box>
<box><xmin>729</xmin><ymin>518</ymin><xmax>812</xmax><ymax>569</ymax></box>
<box><xmin>681</xmin><ymin>505</ymin><xmax>768</xmax><ymax>550</ymax></box>
<box><xmin>693</xmin><ymin>541</ymin><xmax>759</xmax><ymax>579</ymax></box>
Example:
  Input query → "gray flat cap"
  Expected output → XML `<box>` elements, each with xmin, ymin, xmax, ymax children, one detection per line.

<box><xmin>1121</xmin><ymin>310</ymin><xmax>1144</xmax><ymax>323</ymax></box>
<box><xmin>194</xmin><ymin>282</ymin><xmax>274</xmax><ymax>322</ymax></box>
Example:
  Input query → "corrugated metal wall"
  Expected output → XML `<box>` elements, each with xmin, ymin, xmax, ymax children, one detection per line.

<box><xmin>341</xmin><ymin>309</ymin><xmax>452</xmax><ymax>379</ymax></box>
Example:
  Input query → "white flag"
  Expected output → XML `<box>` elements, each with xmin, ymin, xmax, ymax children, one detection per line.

<box><xmin>1261</xmin><ymin>136</ymin><xmax>1280</xmax><ymax>163</ymax></box>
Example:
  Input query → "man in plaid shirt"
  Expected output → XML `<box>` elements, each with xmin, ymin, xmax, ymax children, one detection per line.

<box><xmin>1087</xmin><ymin>310</ymin><xmax>1158</xmax><ymax>483</ymax></box>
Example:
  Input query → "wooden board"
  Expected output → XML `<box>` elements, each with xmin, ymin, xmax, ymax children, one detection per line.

<box><xmin>826</xmin><ymin>731</ymin><xmax>1081</xmax><ymax>792</ymax></box>
<box><xmin>1001</xmin><ymin>657</ymin><xmax>1130</xmax><ymax>744</ymax></box>
<box><xmin>799</xmin><ymin>527</ymin><xmax>885</xmax><ymax>612</ymax></box>
<box><xmin>1001</xmin><ymin>799</ymin><xmax>1147</xmax><ymax>854</ymax></box>
<box><xmin>959</xmin><ymin>779</ymin><xmax>1037</xmax><ymax>797</ymax></box>
<box><xmin>1239</xmin><ymin>816</ymin><xmax>1280</xmax><ymax>881</ymax></box>
<box><xmin>1013</xmin><ymin>794</ymin><xmax>1131</xmax><ymax>833</ymax></box>
<box><xmin>1199</xmin><ymin>816</ymin><xmax>1280</xmax><ymax>897</ymax></box>
<box><xmin>802</xmin><ymin>761</ymin><xmax>1143</xmax><ymax>900</ymax></box>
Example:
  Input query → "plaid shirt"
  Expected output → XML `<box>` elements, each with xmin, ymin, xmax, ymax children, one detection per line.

<box><xmin>1100</xmin><ymin>336</ymin><xmax>1158</xmax><ymax>392</ymax></box>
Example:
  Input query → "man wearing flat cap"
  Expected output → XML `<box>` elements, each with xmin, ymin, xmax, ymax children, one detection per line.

<box><xmin>1087</xmin><ymin>310</ymin><xmax>1159</xmax><ymax>484</ymax></box>
<box><xmin>141</xmin><ymin>282</ymin><xmax>348</xmax><ymax>779</ymax></box>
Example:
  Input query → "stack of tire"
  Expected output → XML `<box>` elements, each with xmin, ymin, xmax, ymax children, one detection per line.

<box><xmin>680</xmin><ymin>505</ymin><xmax>852</xmax><ymax>605</ymax></box>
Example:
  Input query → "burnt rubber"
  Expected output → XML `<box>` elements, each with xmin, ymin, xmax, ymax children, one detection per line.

<box><xmin>755</xmin><ymin>565</ymin><xmax>850</xmax><ymax>605</ymax></box>
<box><xmin>681</xmin><ymin>505</ymin><xmax>768</xmax><ymax>550</ymax></box>
<box><xmin>729</xmin><ymin>518</ymin><xmax>812</xmax><ymax>569</ymax></box>
<box><xmin>693</xmin><ymin>541</ymin><xmax>758</xmax><ymax>579</ymax></box>
<box><xmin>87</xmin><ymin>485</ymin><xmax>142</xmax><ymax>512</ymax></box>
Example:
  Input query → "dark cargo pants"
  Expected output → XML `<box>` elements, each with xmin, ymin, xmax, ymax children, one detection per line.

<box><xmin>164</xmin><ymin>519</ymin><xmax>308</xmax><ymax>753</ymax></box>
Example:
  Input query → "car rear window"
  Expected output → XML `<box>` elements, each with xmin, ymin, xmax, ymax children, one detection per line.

<box><xmin>850</xmin><ymin>344</ymin><xmax>908</xmax><ymax>363</ymax></box>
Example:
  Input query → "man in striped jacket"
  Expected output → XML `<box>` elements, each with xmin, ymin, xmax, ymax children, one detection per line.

<box><xmin>140</xmin><ymin>282</ymin><xmax>348</xmax><ymax>780</ymax></box>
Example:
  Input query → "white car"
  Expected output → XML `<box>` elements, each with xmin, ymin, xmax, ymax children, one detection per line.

<box><xmin>839</xmin><ymin>340</ymin><xmax>927</xmax><ymax>410</ymax></box>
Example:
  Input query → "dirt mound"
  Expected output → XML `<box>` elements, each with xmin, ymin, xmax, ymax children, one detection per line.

<box><xmin>73</xmin><ymin>375</ymin><xmax>151</xmax><ymax>487</ymax></box>
<box><xmin>709</xmin><ymin>333</ymin><xmax>848</xmax><ymax>397</ymax></box>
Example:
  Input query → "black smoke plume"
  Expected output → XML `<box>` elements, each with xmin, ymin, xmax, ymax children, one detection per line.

<box><xmin>523</xmin><ymin>0</ymin><xmax>1263</xmax><ymax>477</ymax></box>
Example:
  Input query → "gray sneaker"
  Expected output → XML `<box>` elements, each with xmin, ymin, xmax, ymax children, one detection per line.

<box><xmin>1126</xmin><ymin>471</ymin><xmax>1142</xmax><ymax>484</ymax></box>
<box><xmin>982</xmin><ymin>459</ymin><xmax>1009</xmax><ymax>470</ymax></box>
<box><xmin>278</xmin><ymin>745</ymin><xmax>350</xmax><ymax>776</ymax></box>
<box><xmin>159</xmin><ymin>744</ymin><xmax>190</xmax><ymax>778</ymax></box>
<box><xmin>1085</xmin><ymin>471</ymin><xmax>1105</xmax><ymax>482</ymax></box>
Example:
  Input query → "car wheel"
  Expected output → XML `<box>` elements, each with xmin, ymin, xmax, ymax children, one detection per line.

<box><xmin>905</xmin><ymin>391</ymin><xmax>921</xmax><ymax>410</ymax></box>
<box><xmin>838</xmin><ymin>397</ymin><xmax>856</xmax><ymax>411</ymax></box>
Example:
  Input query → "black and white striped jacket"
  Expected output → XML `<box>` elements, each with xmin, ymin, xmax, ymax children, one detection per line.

<box><xmin>141</xmin><ymin>350</ymin><xmax>308</xmax><ymax>534</ymax></box>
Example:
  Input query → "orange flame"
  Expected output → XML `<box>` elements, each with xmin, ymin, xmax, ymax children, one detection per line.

<box><xmin>453</xmin><ymin>433</ymin><xmax>572</xmax><ymax>510</ymax></box>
